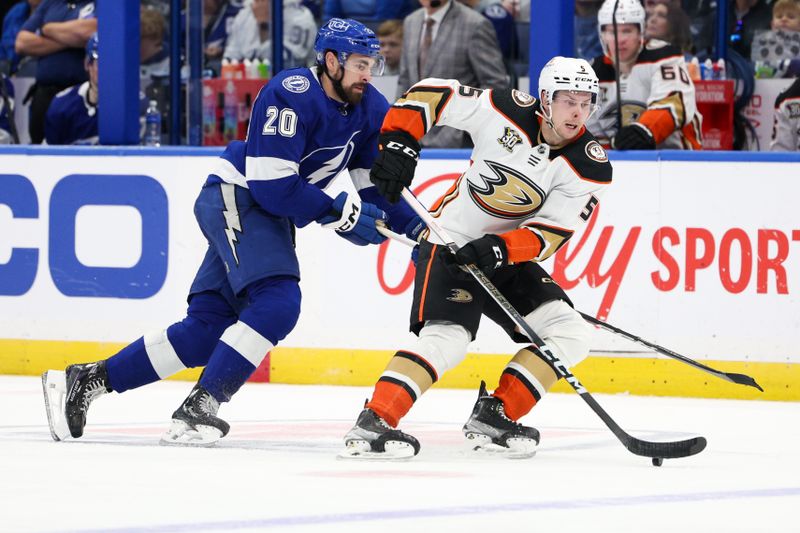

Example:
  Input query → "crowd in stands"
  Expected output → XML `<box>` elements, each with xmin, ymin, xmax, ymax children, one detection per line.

<box><xmin>0</xmin><ymin>0</ymin><xmax>798</xmax><ymax>151</ymax></box>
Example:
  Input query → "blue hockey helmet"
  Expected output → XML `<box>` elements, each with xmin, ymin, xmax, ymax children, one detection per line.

<box><xmin>85</xmin><ymin>32</ymin><xmax>99</xmax><ymax>63</ymax></box>
<box><xmin>314</xmin><ymin>18</ymin><xmax>384</xmax><ymax>75</ymax></box>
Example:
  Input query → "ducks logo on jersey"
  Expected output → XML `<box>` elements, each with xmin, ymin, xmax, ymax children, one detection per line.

<box><xmin>468</xmin><ymin>160</ymin><xmax>546</xmax><ymax>219</ymax></box>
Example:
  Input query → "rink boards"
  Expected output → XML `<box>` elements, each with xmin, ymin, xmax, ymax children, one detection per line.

<box><xmin>0</xmin><ymin>147</ymin><xmax>798</xmax><ymax>400</ymax></box>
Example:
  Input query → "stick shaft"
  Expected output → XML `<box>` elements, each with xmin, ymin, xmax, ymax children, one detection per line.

<box><xmin>400</xmin><ymin>189</ymin><xmax>705</xmax><ymax>459</ymax></box>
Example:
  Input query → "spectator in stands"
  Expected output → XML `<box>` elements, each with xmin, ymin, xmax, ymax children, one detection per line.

<box><xmin>586</xmin><ymin>0</ymin><xmax>702</xmax><ymax>149</ymax></box>
<box><xmin>644</xmin><ymin>0</ymin><xmax>681</xmax><ymax>16</ymax></box>
<box><xmin>645</xmin><ymin>2</ymin><xmax>694</xmax><ymax>53</ymax></box>
<box><xmin>323</xmin><ymin>0</ymin><xmax>416</xmax><ymax>24</ymax></box>
<box><xmin>683</xmin><ymin>0</ymin><xmax>715</xmax><ymax>56</ymax></box>
<box><xmin>575</xmin><ymin>0</ymin><xmax>604</xmax><ymax>61</ymax></box>
<box><xmin>459</xmin><ymin>0</ymin><xmax>520</xmax><ymax>64</ymax></box>
<box><xmin>730</xmin><ymin>0</ymin><xmax>773</xmax><ymax>59</ymax></box>
<box><xmin>770</xmin><ymin>76</ymin><xmax>800</xmax><ymax>150</ymax></box>
<box><xmin>15</xmin><ymin>0</ymin><xmax>96</xmax><ymax>144</ymax></box>
<box><xmin>201</xmin><ymin>0</ymin><xmax>243</xmax><ymax>73</ymax></box>
<box><xmin>0</xmin><ymin>74</ymin><xmax>16</xmax><ymax>143</ymax></box>
<box><xmin>44</xmin><ymin>31</ymin><xmax>97</xmax><ymax>145</ymax></box>
<box><xmin>141</xmin><ymin>6</ymin><xmax>169</xmax><ymax>81</ymax></box>
<box><xmin>377</xmin><ymin>19</ymin><xmax>403</xmax><ymax>75</ymax></box>
<box><xmin>1</xmin><ymin>0</ymin><xmax>42</xmax><ymax>75</ymax></box>
<box><xmin>772</xmin><ymin>0</ymin><xmax>800</xmax><ymax>32</ymax></box>
<box><xmin>397</xmin><ymin>0</ymin><xmax>508</xmax><ymax>148</ymax></box>
<box><xmin>751</xmin><ymin>0</ymin><xmax>800</xmax><ymax>77</ymax></box>
<box><xmin>224</xmin><ymin>0</ymin><xmax>317</xmax><ymax>68</ymax></box>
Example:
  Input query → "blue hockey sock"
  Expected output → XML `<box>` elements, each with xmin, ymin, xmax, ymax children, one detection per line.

<box><xmin>106</xmin><ymin>292</ymin><xmax>236</xmax><ymax>393</ymax></box>
<box><xmin>201</xmin><ymin>276</ymin><xmax>300</xmax><ymax>402</ymax></box>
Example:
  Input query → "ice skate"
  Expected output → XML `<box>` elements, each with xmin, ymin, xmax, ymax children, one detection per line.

<box><xmin>42</xmin><ymin>361</ymin><xmax>111</xmax><ymax>441</ymax></box>
<box><xmin>339</xmin><ymin>407</ymin><xmax>420</xmax><ymax>460</ymax></box>
<box><xmin>463</xmin><ymin>381</ymin><xmax>540</xmax><ymax>459</ymax></box>
<box><xmin>160</xmin><ymin>384</ymin><xmax>229</xmax><ymax>447</ymax></box>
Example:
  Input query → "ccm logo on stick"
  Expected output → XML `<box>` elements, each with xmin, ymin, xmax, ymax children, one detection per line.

<box><xmin>0</xmin><ymin>173</ymin><xmax>168</xmax><ymax>298</ymax></box>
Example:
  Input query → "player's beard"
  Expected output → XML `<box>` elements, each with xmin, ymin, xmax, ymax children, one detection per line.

<box><xmin>335</xmin><ymin>78</ymin><xmax>366</xmax><ymax>106</ymax></box>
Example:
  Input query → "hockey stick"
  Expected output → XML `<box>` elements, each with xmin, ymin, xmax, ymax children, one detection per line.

<box><xmin>400</xmin><ymin>188</ymin><xmax>706</xmax><ymax>460</ymax></box>
<box><xmin>578</xmin><ymin>312</ymin><xmax>764</xmax><ymax>392</ymax></box>
<box><xmin>612</xmin><ymin>0</ymin><xmax>623</xmax><ymax>135</ymax></box>
<box><xmin>378</xmin><ymin>224</ymin><xmax>761</xmax><ymax>392</ymax></box>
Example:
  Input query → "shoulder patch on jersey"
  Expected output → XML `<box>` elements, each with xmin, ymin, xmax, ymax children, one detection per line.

<box><xmin>554</xmin><ymin>131</ymin><xmax>613</xmax><ymax>184</ymax></box>
<box><xmin>282</xmin><ymin>75</ymin><xmax>311</xmax><ymax>94</ymax></box>
<box><xmin>585</xmin><ymin>140</ymin><xmax>608</xmax><ymax>163</ymax></box>
<box><xmin>490</xmin><ymin>89</ymin><xmax>540</xmax><ymax>144</ymax></box>
<box><xmin>511</xmin><ymin>89</ymin><xmax>536</xmax><ymax>107</ymax></box>
<box><xmin>497</xmin><ymin>126</ymin><xmax>523</xmax><ymax>152</ymax></box>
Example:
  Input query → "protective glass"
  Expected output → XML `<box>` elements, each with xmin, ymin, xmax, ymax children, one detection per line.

<box><xmin>342</xmin><ymin>53</ymin><xmax>385</xmax><ymax>77</ymax></box>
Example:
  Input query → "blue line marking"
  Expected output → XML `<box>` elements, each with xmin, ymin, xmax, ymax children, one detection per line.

<box><xmin>59</xmin><ymin>486</ymin><xmax>800</xmax><ymax>532</ymax></box>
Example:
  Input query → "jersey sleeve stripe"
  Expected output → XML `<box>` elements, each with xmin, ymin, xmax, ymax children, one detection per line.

<box><xmin>245</xmin><ymin>156</ymin><xmax>300</xmax><ymax>181</ymax></box>
<box><xmin>349</xmin><ymin>168</ymin><xmax>372</xmax><ymax>191</ymax></box>
<box><xmin>520</xmin><ymin>222</ymin><xmax>574</xmax><ymax>261</ymax></box>
<box><xmin>383</xmin><ymin>85</ymin><xmax>454</xmax><ymax>139</ymax></box>
<box><xmin>210</xmin><ymin>158</ymin><xmax>248</xmax><ymax>187</ymax></box>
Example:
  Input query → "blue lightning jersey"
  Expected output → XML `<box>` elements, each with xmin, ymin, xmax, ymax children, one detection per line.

<box><xmin>206</xmin><ymin>66</ymin><xmax>416</xmax><ymax>231</ymax></box>
<box><xmin>44</xmin><ymin>81</ymin><xmax>98</xmax><ymax>145</ymax></box>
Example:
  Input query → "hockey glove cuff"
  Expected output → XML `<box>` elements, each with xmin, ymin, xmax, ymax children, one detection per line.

<box><xmin>454</xmin><ymin>234</ymin><xmax>509</xmax><ymax>275</ymax></box>
<box><xmin>370</xmin><ymin>130</ymin><xmax>421</xmax><ymax>204</ymax></box>
<box><xmin>318</xmin><ymin>191</ymin><xmax>388</xmax><ymax>246</ymax></box>
<box><xmin>612</xmin><ymin>123</ymin><xmax>656</xmax><ymax>150</ymax></box>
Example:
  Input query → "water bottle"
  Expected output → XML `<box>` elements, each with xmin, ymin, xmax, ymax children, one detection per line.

<box><xmin>144</xmin><ymin>100</ymin><xmax>161</xmax><ymax>147</ymax></box>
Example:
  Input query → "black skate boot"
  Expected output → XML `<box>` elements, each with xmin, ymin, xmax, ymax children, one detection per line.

<box><xmin>160</xmin><ymin>384</ymin><xmax>230</xmax><ymax>447</ymax></box>
<box><xmin>42</xmin><ymin>361</ymin><xmax>112</xmax><ymax>441</ymax></box>
<box><xmin>340</xmin><ymin>407</ymin><xmax>420</xmax><ymax>460</ymax></box>
<box><xmin>462</xmin><ymin>381</ymin><xmax>540</xmax><ymax>458</ymax></box>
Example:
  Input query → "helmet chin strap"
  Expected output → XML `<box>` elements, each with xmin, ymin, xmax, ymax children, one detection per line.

<box><xmin>535</xmin><ymin>94</ymin><xmax>565</xmax><ymax>144</ymax></box>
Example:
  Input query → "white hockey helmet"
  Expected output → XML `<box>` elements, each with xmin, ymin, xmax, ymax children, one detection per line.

<box><xmin>538</xmin><ymin>56</ymin><xmax>599</xmax><ymax>109</ymax></box>
<box><xmin>597</xmin><ymin>0</ymin><xmax>646</xmax><ymax>33</ymax></box>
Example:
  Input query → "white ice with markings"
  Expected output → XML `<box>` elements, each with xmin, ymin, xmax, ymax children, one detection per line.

<box><xmin>1</xmin><ymin>375</ymin><xmax>798</xmax><ymax>532</ymax></box>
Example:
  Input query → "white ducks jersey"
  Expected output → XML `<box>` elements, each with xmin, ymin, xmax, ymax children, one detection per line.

<box><xmin>382</xmin><ymin>78</ymin><xmax>613</xmax><ymax>262</ymax></box>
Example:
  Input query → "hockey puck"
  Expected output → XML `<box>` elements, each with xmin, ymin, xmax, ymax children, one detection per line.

<box><xmin>652</xmin><ymin>457</ymin><xmax>664</xmax><ymax>467</ymax></box>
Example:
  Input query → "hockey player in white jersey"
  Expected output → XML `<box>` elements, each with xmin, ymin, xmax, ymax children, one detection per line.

<box><xmin>340</xmin><ymin>56</ymin><xmax>613</xmax><ymax>459</ymax></box>
<box><xmin>770</xmin><ymin>78</ymin><xmax>800</xmax><ymax>151</ymax></box>
<box><xmin>586</xmin><ymin>0</ymin><xmax>702</xmax><ymax>150</ymax></box>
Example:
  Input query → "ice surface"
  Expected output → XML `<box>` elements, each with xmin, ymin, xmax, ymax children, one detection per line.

<box><xmin>1</xmin><ymin>376</ymin><xmax>798</xmax><ymax>532</ymax></box>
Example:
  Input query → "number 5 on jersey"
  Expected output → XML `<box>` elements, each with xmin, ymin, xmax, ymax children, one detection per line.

<box><xmin>262</xmin><ymin>106</ymin><xmax>298</xmax><ymax>137</ymax></box>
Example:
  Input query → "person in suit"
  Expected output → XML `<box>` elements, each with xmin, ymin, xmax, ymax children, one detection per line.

<box><xmin>397</xmin><ymin>0</ymin><xmax>508</xmax><ymax>147</ymax></box>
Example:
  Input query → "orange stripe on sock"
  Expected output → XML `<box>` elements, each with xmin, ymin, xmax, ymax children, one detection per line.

<box><xmin>366</xmin><ymin>380</ymin><xmax>414</xmax><ymax>428</ymax></box>
<box><xmin>418</xmin><ymin>244</ymin><xmax>437</xmax><ymax>323</ymax></box>
<box><xmin>492</xmin><ymin>371</ymin><xmax>537</xmax><ymax>421</ymax></box>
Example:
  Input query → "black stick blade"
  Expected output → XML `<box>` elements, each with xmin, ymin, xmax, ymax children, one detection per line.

<box><xmin>726</xmin><ymin>373</ymin><xmax>764</xmax><ymax>392</ymax></box>
<box><xmin>624</xmin><ymin>435</ymin><xmax>707</xmax><ymax>459</ymax></box>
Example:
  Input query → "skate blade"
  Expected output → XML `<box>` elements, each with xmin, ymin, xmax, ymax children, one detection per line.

<box><xmin>337</xmin><ymin>439</ymin><xmax>416</xmax><ymax>461</ymax></box>
<box><xmin>41</xmin><ymin>371</ymin><xmax>70</xmax><ymax>442</ymax></box>
<box><xmin>159</xmin><ymin>419</ymin><xmax>223</xmax><ymax>447</ymax></box>
<box><xmin>465</xmin><ymin>433</ymin><xmax>538</xmax><ymax>459</ymax></box>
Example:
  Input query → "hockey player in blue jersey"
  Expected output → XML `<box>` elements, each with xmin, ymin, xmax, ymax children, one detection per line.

<box><xmin>43</xmin><ymin>31</ymin><xmax>98</xmax><ymax>145</ymax></box>
<box><xmin>41</xmin><ymin>18</ymin><xmax>424</xmax><ymax>446</ymax></box>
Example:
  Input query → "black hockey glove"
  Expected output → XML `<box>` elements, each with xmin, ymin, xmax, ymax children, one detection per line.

<box><xmin>454</xmin><ymin>234</ymin><xmax>509</xmax><ymax>276</ymax></box>
<box><xmin>370</xmin><ymin>131</ymin><xmax>421</xmax><ymax>204</ymax></box>
<box><xmin>612</xmin><ymin>124</ymin><xmax>656</xmax><ymax>150</ymax></box>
